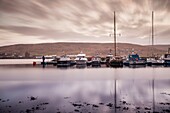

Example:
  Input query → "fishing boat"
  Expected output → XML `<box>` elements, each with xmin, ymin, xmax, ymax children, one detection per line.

<box><xmin>57</xmin><ymin>55</ymin><xmax>71</xmax><ymax>67</ymax></box>
<box><xmin>110</xmin><ymin>56</ymin><xmax>123</xmax><ymax>67</ymax></box>
<box><xmin>124</xmin><ymin>52</ymin><xmax>146</xmax><ymax>65</ymax></box>
<box><xmin>91</xmin><ymin>54</ymin><xmax>101</xmax><ymax>67</ymax></box>
<box><xmin>75</xmin><ymin>52</ymin><xmax>87</xmax><ymax>66</ymax></box>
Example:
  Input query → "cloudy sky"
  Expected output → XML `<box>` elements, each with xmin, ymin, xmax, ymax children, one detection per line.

<box><xmin>0</xmin><ymin>0</ymin><xmax>170</xmax><ymax>46</ymax></box>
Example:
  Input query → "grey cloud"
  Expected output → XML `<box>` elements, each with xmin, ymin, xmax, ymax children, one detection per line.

<box><xmin>0</xmin><ymin>26</ymin><xmax>45</xmax><ymax>36</ymax></box>
<box><xmin>152</xmin><ymin>0</ymin><xmax>170</xmax><ymax>11</ymax></box>
<box><xmin>0</xmin><ymin>0</ymin><xmax>49</xmax><ymax>19</ymax></box>
<box><xmin>0</xmin><ymin>0</ymin><xmax>169</xmax><ymax>45</ymax></box>
<box><xmin>0</xmin><ymin>25</ymin><xmax>94</xmax><ymax>41</ymax></box>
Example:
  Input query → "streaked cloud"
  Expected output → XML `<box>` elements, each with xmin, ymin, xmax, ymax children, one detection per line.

<box><xmin>0</xmin><ymin>0</ymin><xmax>170</xmax><ymax>46</ymax></box>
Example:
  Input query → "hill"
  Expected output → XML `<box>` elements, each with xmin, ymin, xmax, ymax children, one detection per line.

<box><xmin>0</xmin><ymin>43</ymin><xmax>169</xmax><ymax>57</ymax></box>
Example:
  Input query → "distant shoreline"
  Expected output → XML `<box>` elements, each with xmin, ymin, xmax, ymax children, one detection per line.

<box><xmin>0</xmin><ymin>42</ymin><xmax>169</xmax><ymax>57</ymax></box>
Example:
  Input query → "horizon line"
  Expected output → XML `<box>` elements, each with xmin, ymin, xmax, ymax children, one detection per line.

<box><xmin>0</xmin><ymin>41</ymin><xmax>170</xmax><ymax>47</ymax></box>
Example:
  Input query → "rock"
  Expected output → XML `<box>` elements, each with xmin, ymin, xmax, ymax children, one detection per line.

<box><xmin>26</xmin><ymin>109</ymin><xmax>31</xmax><ymax>113</ymax></box>
<box><xmin>30</xmin><ymin>96</ymin><xmax>37</xmax><ymax>101</ymax></box>
<box><xmin>144</xmin><ymin>107</ymin><xmax>151</xmax><ymax>110</ymax></box>
<box><xmin>92</xmin><ymin>104</ymin><xmax>99</xmax><ymax>108</ymax></box>
<box><xmin>123</xmin><ymin>107</ymin><xmax>128</xmax><ymax>110</ymax></box>
<box><xmin>74</xmin><ymin>109</ymin><xmax>79</xmax><ymax>112</ymax></box>
<box><xmin>163</xmin><ymin>109</ymin><xmax>170</xmax><ymax>112</ymax></box>
<box><xmin>36</xmin><ymin>107</ymin><xmax>40</xmax><ymax>110</ymax></box>
<box><xmin>116</xmin><ymin>106</ymin><xmax>121</xmax><ymax>109</ymax></box>
<box><xmin>99</xmin><ymin>103</ymin><xmax>104</xmax><ymax>105</ymax></box>
<box><xmin>122</xmin><ymin>101</ymin><xmax>126</xmax><ymax>104</ymax></box>
<box><xmin>72</xmin><ymin>103</ymin><xmax>82</xmax><ymax>107</ymax></box>
<box><xmin>136</xmin><ymin>107</ymin><xmax>140</xmax><ymax>109</ymax></box>
<box><xmin>106</xmin><ymin>103</ymin><xmax>113</xmax><ymax>107</ymax></box>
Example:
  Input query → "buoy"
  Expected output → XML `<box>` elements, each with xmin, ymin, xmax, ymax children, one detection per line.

<box><xmin>33</xmin><ymin>62</ymin><xmax>36</xmax><ymax>66</ymax></box>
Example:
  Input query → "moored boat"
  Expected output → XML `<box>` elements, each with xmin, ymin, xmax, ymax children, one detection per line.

<box><xmin>86</xmin><ymin>57</ymin><xmax>92</xmax><ymax>66</ymax></box>
<box><xmin>105</xmin><ymin>53</ymin><xmax>113</xmax><ymax>67</ymax></box>
<box><xmin>91</xmin><ymin>54</ymin><xmax>101</xmax><ymax>67</ymax></box>
<box><xmin>57</xmin><ymin>55</ymin><xmax>71</xmax><ymax>67</ymax></box>
<box><xmin>146</xmin><ymin>11</ymin><xmax>163</xmax><ymax>66</ymax></box>
<box><xmin>109</xmin><ymin>56</ymin><xmax>123</xmax><ymax>67</ymax></box>
<box><xmin>124</xmin><ymin>52</ymin><xmax>146</xmax><ymax>66</ymax></box>
<box><xmin>107</xmin><ymin>11</ymin><xmax>123</xmax><ymax>68</ymax></box>
<box><xmin>75</xmin><ymin>52</ymin><xmax>87</xmax><ymax>66</ymax></box>
<box><xmin>146</xmin><ymin>57</ymin><xmax>164</xmax><ymax>66</ymax></box>
<box><xmin>162</xmin><ymin>53</ymin><xmax>170</xmax><ymax>66</ymax></box>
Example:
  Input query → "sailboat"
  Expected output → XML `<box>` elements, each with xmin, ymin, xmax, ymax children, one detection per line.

<box><xmin>109</xmin><ymin>11</ymin><xmax>123</xmax><ymax>67</ymax></box>
<box><xmin>146</xmin><ymin>11</ymin><xmax>163</xmax><ymax>66</ymax></box>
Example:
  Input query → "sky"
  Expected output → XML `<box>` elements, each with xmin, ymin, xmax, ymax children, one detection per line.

<box><xmin>0</xmin><ymin>0</ymin><xmax>170</xmax><ymax>46</ymax></box>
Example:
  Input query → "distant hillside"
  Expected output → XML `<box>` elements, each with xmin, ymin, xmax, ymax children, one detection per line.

<box><xmin>0</xmin><ymin>43</ymin><xmax>169</xmax><ymax>57</ymax></box>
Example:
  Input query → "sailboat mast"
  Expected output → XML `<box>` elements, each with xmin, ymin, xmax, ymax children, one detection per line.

<box><xmin>114</xmin><ymin>11</ymin><xmax>116</xmax><ymax>57</ymax></box>
<box><xmin>152</xmin><ymin>11</ymin><xmax>154</xmax><ymax>57</ymax></box>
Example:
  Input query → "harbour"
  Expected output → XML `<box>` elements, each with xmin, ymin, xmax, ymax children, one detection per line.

<box><xmin>0</xmin><ymin>66</ymin><xmax>170</xmax><ymax>113</ymax></box>
<box><xmin>0</xmin><ymin>0</ymin><xmax>170</xmax><ymax>113</ymax></box>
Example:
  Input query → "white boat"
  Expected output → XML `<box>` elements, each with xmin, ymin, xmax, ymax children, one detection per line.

<box><xmin>57</xmin><ymin>55</ymin><xmax>71</xmax><ymax>67</ymax></box>
<box><xmin>147</xmin><ymin>57</ymin><xmax>164</xmax><ymax>66</ymax></box>
<box><xmin>106</xmin><ymin>53</ymin><xmax>113</xmax><ymax>60</ymax></box>
<box><xmin>75</xmin><ymin>52</ymin><xmax>87</xmax><ymax>66</ymax></box>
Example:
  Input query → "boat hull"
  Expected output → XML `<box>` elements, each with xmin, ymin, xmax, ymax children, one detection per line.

<box><xmin>164</xmin><ymin>60</ymin><xmax>170</xmax><ymax>66</ymax></box>
<box><xmin>91</xmin><ymin>61</ymin><xmax>101</xmax><ymax>67</ymax></box>
<box><xmin>57</xmin><ymin>61</ymin><xmax>71</xmax><ymax>67</ymax></box>
<box><xmin>109</xmin><ymin>60</ymin><xmax>123</xmax><ymax>67</ymax></box>
<box><xmin>123</xmin><ymin>60</ymin><xmax>146</xmax><ymax>66</ymax></box>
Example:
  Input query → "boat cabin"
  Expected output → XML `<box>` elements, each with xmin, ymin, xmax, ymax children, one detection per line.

<box><xmin>128</xmin><ymin>54</ymin><xmax>140</xmax><ymax>61</ymax></box>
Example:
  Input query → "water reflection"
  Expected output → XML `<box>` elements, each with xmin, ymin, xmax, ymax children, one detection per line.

<box><xmin>0</xmin><ymin>67</ymin><xmax>170</xmax><ymax>113</ymax></box>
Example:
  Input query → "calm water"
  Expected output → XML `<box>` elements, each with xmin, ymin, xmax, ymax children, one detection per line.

<box><xmin>0</xmin><ymin>64</ymin><xmax>170</xmax><ymax>113</ymax></box>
